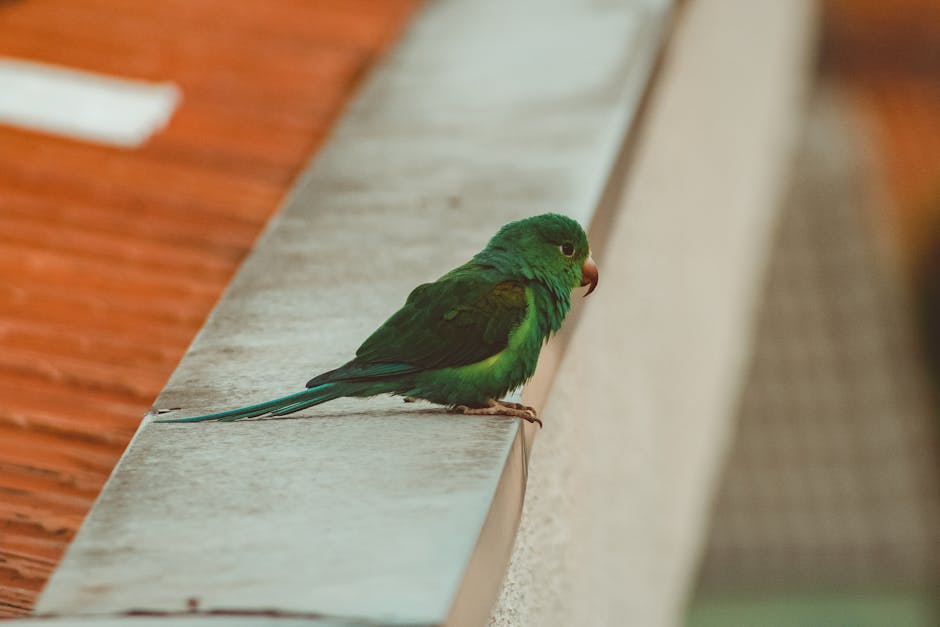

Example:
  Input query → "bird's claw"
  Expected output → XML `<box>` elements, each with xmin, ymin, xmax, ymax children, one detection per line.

<box><xmin>451</xmin><ymin>400</ymin><xmax>542</xmax><ymax>428</ymax></box>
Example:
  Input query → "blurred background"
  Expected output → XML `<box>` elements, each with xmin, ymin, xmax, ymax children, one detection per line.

<box><xmin>0</xmin><ymin>0</ymin><xmax>938</xmax><ymax>623</ymax></box>
<box><xmin>687</xmin><ymin>0</ymin><xmax>940</xmax><ymax>624</ymax></box>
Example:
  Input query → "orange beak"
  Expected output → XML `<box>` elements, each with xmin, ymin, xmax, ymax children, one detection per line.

<box><xmin>580</xmin><ymin>255</ymin><xmax>598</xmax><ymax>296</ymax></box>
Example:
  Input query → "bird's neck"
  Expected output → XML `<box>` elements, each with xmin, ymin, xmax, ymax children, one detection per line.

<box><xmin>469</xmin><ymin>252</ymin><xmax>573</xmax><ymax>337</ymax></box>
<box><xmin>530</xmin><ymin>278</ymin><xmax>572</xmax><ymax>339</ymax></box>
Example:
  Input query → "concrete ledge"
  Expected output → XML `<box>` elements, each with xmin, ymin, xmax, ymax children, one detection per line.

<box><xmin>492</xmin><ymin>0</ymin><xmax>817</xmax><ymax>625</ymax></box>
<box><xmin>26</xmin><ymin>0</ymin><xmax>673</xmax><ymax>625</ymax></box>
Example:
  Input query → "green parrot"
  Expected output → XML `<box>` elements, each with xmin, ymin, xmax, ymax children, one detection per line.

<box><xmin>157</xmin><ymin>213</ymin><xmax>597</xmax><ymax>427</ymax></box>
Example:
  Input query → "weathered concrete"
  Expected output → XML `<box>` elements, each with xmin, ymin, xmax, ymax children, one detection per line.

<box><xmin>32</xmin><ymin>0</ymin><xmax>671</xmax><ymax>625</ymax></box>
<box><xmin>1</xmin><ymin>617</ymin><xmax>381</xmax><ymax>627</ymax></box>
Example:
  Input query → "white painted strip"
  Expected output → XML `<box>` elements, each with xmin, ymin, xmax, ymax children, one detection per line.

<box><xmin>0</xmin><ymin>57</ymin><xmax>180</xmax><ymax>147</ymax></box>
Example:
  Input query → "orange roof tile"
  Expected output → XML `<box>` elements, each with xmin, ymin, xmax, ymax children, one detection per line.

<box><xmin>0</xmin><ymin>0</ymin><xmax>420</xmax><ymax>617</ymax></box>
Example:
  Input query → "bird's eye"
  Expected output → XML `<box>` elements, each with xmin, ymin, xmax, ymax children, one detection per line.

<box><xmin>560</xmin><ymin>242</ymin><xmax>575</xmax><ymax>257</ymax></box>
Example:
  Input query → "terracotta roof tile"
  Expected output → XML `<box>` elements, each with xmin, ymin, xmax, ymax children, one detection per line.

<box><xmin>0</xmin><ymin>0</ymin><xmax>420</xmax><ymax>617</ymax></box>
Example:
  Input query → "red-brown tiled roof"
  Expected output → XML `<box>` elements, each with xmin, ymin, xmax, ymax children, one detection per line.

<box><xmin>0</xmin><ymin>0</ymin><xmax>420</xmax><ymax>617</ymax></box>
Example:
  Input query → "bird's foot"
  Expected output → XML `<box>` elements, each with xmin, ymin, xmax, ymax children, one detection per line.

<box><xmin>451</xmin><ymin>400</ymin><xmax>542</xmax><ymax>428</ymax></box>
<box><xmin>497</xmin><ymin>400</ymin><xmax>536</xmax><ymax>412</ymax></box>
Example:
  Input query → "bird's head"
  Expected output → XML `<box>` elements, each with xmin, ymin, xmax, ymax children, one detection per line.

<box><xmin>480</xmin><ymin>213</ymin><xmax>598</xmax><ymax>296</ymax></box>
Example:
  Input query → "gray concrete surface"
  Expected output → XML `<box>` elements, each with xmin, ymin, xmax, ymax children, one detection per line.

<box><xmin>31</xmin><ymin>0</ymin><xmax>672</xmax><ymax>625</ymax></box>
<box><xmin>1</xmin><ymin>618</ymin><xmax>381</xmax><ymax>627</ymax></box>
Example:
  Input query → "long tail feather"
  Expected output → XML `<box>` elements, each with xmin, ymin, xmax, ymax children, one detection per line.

<box><xmin>269</xmin><ymin>388</ymin><xmax>348</xmax><ymax>416</ymax></box>
<box><xmin>154</xmin><ymin>385</ymin><xmax>338</xmax><ymax>423</ymax></box>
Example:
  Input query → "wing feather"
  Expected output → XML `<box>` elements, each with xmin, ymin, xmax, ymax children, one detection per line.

<box><xmin>354</xmin><ymin>269</ymin><xmax>528</xmax><ymax>372</ymax></box>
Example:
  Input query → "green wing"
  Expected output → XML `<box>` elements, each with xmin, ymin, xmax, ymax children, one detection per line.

<box><xmin>354</xmin><ymin>270</ymin><xmax>529</xmax><ymax>371</ymax></box>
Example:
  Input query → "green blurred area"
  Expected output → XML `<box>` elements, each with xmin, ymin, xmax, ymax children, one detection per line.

<box><xmin>688</xmin><ymin>589</ymin><xmax>940</xmax><ymax>627</ymax></box>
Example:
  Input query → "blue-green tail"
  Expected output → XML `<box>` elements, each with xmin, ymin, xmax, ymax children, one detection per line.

<box><xmin>154</xmin><ymin>384</ymin><xmax>346</xmax><ymax>423</ymax></box>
